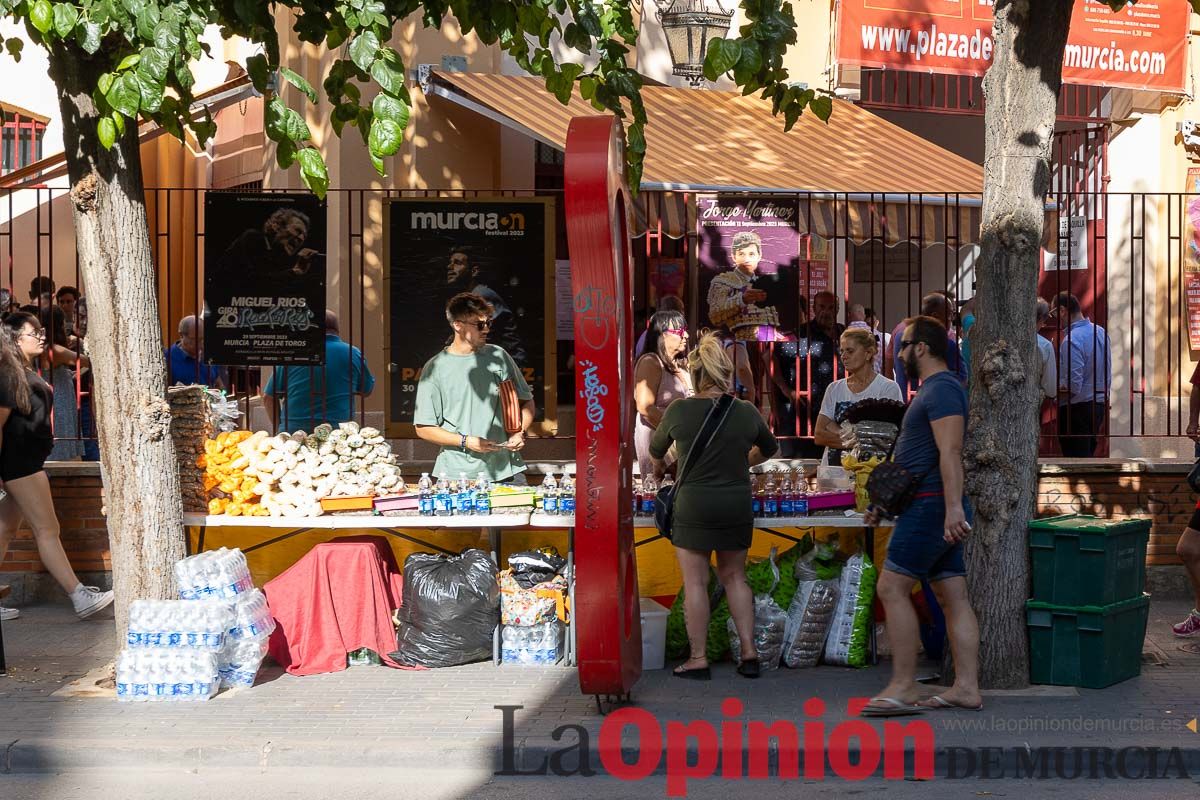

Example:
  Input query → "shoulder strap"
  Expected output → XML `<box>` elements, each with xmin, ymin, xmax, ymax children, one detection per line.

<box><xmin>675</xmin><ymin>394</ymin><xmax>736</xmax><ymax>488</ymax></box>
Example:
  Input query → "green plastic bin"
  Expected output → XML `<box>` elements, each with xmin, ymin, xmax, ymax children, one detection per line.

<box><xmin>1026</xmin><ymin>594</ymin><xmax>1149</xmax><ymax>689</ymax></box>
<box><xmin>1029</xmin><ymin>514</ymin><xmax>1149</xmax><ymax>606</ymax></box>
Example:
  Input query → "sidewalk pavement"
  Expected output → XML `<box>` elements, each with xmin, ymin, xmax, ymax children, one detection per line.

<box><xmin>1</xmin><ymin>599</ymin><xmax>1198</xmax><ymax>776</ymax></box>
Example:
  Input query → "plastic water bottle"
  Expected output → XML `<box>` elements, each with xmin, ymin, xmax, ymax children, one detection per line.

<box><xmin>779</xmin><ymin>471</ymin><xmax>795</xmax><ymax>516</ymax></box>
<box><xmin>763</xmin><ymin>473</ymin><xmax>780</xmax><ymax>517</ymax></box>
<box><xmin>640</xmin><ymin>476</ymin><xmax>657</xmax><ymax>515</ymax></box>
<box><xmin>457</xmin><ymin>472</ymin><xmax>474</xmax><ymax>515</ymax></box>
<box><xmin>474</xmin><ymin>473</ymin><xmax>492</xmax><ymax>516</ymax></box>
<box><xmin>417</xmin><ymin>473</ymin><xmax>434</xmax><ymax>516</ymax></box>
<box><xmin>560</xmin><ymin>473</ymin><xmax>576</xmax><ymax>515</ymax></box>
<box><xmin>434</xmin><ymin>477</ymin><xmax>453</xmax><ymax>516</ymax></box>
<box><xmin>751</xmin><ymin>475</ymin><xmax>764</xmax><ymax>517</ymax></box>
<box><xmin>541</xmin><ymin>473</ymin><xmax>559</xmax><ymax>515</ymax></box>
<box><xmin>795</xmin><ymin>472</ymin><xmax>809</xmax><ymax>516</ymax></box>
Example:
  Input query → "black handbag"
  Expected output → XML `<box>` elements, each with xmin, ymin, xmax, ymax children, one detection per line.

<box><xmin>1188</xmin><ymin>458</ymin><xmax>1200</xmax><ymax>494</ymax></box>
<box><xmin>865</xmin><ymin>432</ymin><xmax>927</xmax><ymax>520</ymax></box>
<box><xmin>654</xmin><ymin>394</ymin><xmax>735</xmax><ymax>539</ymax></box>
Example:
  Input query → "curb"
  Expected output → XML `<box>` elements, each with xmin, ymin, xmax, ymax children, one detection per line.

<box><xmin>7</xmin><ymin>737</ymin><xmax>1200</xmax><ymax>779</ymax></box>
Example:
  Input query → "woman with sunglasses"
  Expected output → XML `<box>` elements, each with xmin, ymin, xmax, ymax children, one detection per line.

<box><xmin>812</xmin><ymin>327</ymin><xmax>902</xmax><ymax>466</ymax></box>
<box><xmin>634</xmin><ymin>310</ymin><xmax>693</xmax><ymax>480</ymax></box>
<box><xmin>0</xmin><ymin>312</ymin><xmax>112</xmax><ymax>621</ymax></box>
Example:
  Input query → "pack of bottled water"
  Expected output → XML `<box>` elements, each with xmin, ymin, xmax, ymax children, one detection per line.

<box><xmin>115</xmin><ymin>648</ymin><xmax>220</xmax><ymax>702</ymax></box>
<box><xmin>126</xmin><ymin>599</ymin><xmax>233</xmax><ymax>652</ymax></box>
<box><xmin>227</xmin><ymin>589</ymin><xmax>276</xmax><ymax>642</ymax></box>
<box><xmin>175</xmin><ymin>547</ymin><xmax>254</xmax><ymax>600</ymax></box>
<box><xmin>218</xmin><ymin>637</ymin><xmax>271</xmax><ymax>688</ymax></box>
<box><xmin>500</xmin><ymin>622</ymin><xmax>565</xmax><ymax>666</ymax></box>
<box><xmin>216</xmin><ymin>589</ymin><xmax>274</xmax><ymax>689</ymax></box>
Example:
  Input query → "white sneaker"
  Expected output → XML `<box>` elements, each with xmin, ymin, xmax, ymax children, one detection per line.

<box><xmin>0</xmin><ymin>606</ymin><xmax>18</xmax><ymax>621</ymax></box>
<box><xmin>71</xmin><ymin>585</ymin><xmax>114</xmax><ymax>619</ymax></box>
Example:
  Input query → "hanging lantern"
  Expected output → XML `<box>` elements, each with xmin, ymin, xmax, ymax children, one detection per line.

<box><xmin>657</xmin><ymin>0</ymin><xmax>734</xmax><ymax>87</ymax></box>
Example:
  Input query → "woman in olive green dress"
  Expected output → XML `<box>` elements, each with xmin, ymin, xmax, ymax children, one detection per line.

<box><xmin>650</xmin><ymin>332</ymin><xmax>779</xmax><ymax>679</ymax></box>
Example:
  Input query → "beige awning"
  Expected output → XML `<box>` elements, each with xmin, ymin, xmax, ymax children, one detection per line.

<box><xmin>427</xmin><ymin>71</ymin><xmax>983</xmax><ymax>244</ymax></box>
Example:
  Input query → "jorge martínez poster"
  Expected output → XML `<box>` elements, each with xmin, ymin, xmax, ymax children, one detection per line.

<box><xmin>203</xmin><ymin>192</ymin><xmax>327</xmax><ymax>366</ymax></box>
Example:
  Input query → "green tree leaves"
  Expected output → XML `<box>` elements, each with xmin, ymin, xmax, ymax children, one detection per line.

<box><xmin>0</xmin><ymin>0</ymin><xmax>836</xmax><ymax>195</ymax></box>
<box><xmin>28</xmin><ymin>0</ymin><xmax>52</xmax><ymax>35</ymax></box>
<box><xmin>348</xmin><ymin>30</ymin><xmax>379</xmax><ymax>73</ymax></box>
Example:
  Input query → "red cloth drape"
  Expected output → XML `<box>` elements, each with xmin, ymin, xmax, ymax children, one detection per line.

<box><xmin>264</xmin><ymin>535</ymin><xmax>413</xmax><ymax>675</ymax></box>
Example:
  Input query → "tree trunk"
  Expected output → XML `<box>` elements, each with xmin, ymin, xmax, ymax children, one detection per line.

<box><xmin>963</xmin><ymin>0</ymin><xmax>1074</xmax><ymax>689</ymax></box>
<box><xmin>47</xmin><ymin>44</ymin><xmax>184</xmax><ymax>645</ymax></box>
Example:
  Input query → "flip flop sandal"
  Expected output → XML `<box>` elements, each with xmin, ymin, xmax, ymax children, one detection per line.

<box><xmin>673</xmin><ymin>662</ymin><xmax>711</xmax><ymax>681</ymax></box>
<box><xmin>736</xmin><ymin>658</ymin><xmax>761</xmax><ymax>679</ymax></box>
<box><xmin>919</xmin><ymin>694</ymin><xmax>983</xmax><ymax>711</ymax></box>
<box><xmin>860</xmin><ymin>697</ymin><xmax>925</xmax><ymax>717</ymax></box>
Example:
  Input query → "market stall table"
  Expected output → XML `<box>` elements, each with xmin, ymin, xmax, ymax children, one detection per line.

<box><xmin>182</xmin><ymin>511</ymin><xmax>575</xmax><ymax>665</ymax></box>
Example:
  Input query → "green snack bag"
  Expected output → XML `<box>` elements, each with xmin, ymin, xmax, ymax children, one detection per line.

<box><xmin>822</xmin><ymin>552</ymin><xmax>877</xmax><ymax>668</ymax></box>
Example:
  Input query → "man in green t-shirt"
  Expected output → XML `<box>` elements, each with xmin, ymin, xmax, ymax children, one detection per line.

<box><xmin>414</xmin><ymin>292</ymin><xmax>535</xmax><ymax>482</ymax></box>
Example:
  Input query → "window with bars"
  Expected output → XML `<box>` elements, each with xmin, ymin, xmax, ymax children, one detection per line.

<box><xmin>0</xmin><ymin>109</ymin><xmax>48</xmax><ymax>175</ymax></box>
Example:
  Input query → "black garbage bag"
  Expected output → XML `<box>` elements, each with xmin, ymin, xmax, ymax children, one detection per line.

<box><xmin>390</xmin><ymin>549</ymin><xmax>499</xmax><ymax>668</ymax></box>
<box><xmin>508</xmin><ymin>549</ymin><xmax>566</xmax><ymax>589</ymax></box>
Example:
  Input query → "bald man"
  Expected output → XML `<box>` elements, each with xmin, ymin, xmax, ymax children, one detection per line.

<box><xmin>166</xmin><ymin>315</ymin><xmax>224</xmax><ymax>388</ymax></box>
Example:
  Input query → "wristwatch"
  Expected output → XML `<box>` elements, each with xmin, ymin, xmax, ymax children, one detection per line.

<box><xmin>459</xmin><ymin>433</ymin><xmax>468</xmax><ymax>450</ymax></box>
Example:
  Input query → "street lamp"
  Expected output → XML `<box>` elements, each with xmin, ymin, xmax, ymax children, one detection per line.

<box><xmin>656</xmin><ymin>0</ymin><xmax>734</xmax><ymax>87</ymax></box>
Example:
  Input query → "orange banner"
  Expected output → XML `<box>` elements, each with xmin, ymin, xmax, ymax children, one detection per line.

<box><xmin>836</xmin><ymin>0</ymin><xmax>1189</xmax><ymax>93</ymax></box>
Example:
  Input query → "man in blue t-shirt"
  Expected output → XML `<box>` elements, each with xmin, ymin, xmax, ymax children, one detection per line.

<box><xmin>863</xmin><ymin>315</ymin><xmax>980</xmax><ymax>717</ymax></box>
<box><xmin>263</xmin><ymin>310</ymin><xmax>375</xmax><ymax>433</ymax></box>
<box><xmin>166</xmin><ymin>315</ymin><xmax>225</xmax><ymax>389</ymax></box>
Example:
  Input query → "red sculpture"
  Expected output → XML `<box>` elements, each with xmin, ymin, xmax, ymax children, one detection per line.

<box><xmin>565</xmin><ymin>115</ymin><xmax>642</xmax><ymax>698</ymax></box>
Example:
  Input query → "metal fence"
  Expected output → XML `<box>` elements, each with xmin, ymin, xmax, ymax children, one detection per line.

<box><xmin>0</xmin><ymin>185</ymin><xmax>1194</xmax><ymax>460</ymax></box>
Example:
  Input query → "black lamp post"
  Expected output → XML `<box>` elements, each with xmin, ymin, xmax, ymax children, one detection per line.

<box><xmin>657</xmin><ymin>0</ymin><xmax>734</xmax><ymax>87</ymax></box>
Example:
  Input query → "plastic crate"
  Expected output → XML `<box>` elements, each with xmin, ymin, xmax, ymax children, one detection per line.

<box><xmin>1026</xmin><ymin>594</ymin><xmax>1149</xmax><ymax>689</ymax></box>
<box><xmin>1028</xmin><ymin>514</ymin><xmax>1149</xmax><ymax>606</ymax></box>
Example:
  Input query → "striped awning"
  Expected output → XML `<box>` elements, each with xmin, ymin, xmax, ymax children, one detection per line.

<box><xmin>630</xmin><ymin>191</ymin><xmax>981</xmax><ymax>244</ymax></box>
<box><xmin>428</xmin><ymin>71</ymin><xmax>984</xmax><ymax>244</ymax></box>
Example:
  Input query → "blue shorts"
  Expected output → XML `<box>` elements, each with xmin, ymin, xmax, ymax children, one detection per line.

<box><xmin>884</xmin><ymin>495</ymin><xmax>972</xmax><ymax>582</ymax></box>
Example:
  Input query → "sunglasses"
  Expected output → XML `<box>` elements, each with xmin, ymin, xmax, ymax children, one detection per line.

<box><xmin>460</xmin><ymin>319</ymin><xmax>491</xmax><ymax>331</ymax></box>
<box><xmin>899</xmin><ymin>339</ymin><xmax>920</xmax><ymax>351</ymax></box>
<box><xmin>664</xmin><ymin>328</ymin><xmax>688</xmax><ymax>337</ymax></box>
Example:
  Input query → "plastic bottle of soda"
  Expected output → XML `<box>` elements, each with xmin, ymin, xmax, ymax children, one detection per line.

<box><xmin>751</xmin><ymin>475</ymin><xmax>765</xmax><ymax>517</ymax></box>
<box><xmin>763</xmin><ymin>473</ymin><xmax>779</xmax><ymax>517</ymax></box>
<box><xmin>640</xmin><ymin>476</ymin><xmax>657</xmax><ymax>516</ymax></box>
<box><xmin>795</xmin><ymin>471</ymin><xmax>809</xmax><ymax>516</ymax></box>
<box><xmin>632</xmin><ymin>478</ymin><xmax>642</xmax><ymax>517</ymax></box>
<box><xmin>779</xmin><ymin>471</ymin><xmax>795</xmax><ymax>516</ymax></box>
